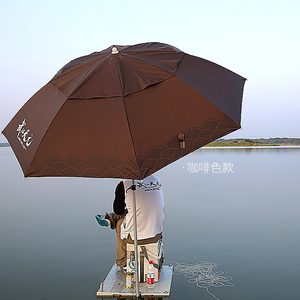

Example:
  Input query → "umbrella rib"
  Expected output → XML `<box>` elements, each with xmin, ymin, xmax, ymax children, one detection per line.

<box><xmin>121</xmin><ymin>58</ymin><xmax>174</xmax><ymax>93</ymax></box>
<box><xmin>52</xmin><ymin>52</ymin><xmax>109</xmax><ymax>81</ymax></box>
<box><xmin>124</xmin><ymin>52</ymin><xmax>182</xmax><ymax>76</ymax></box>
<box><xmin>65</xmin><ymin>56</ymin><xmax>113</xmax><ymax>98</ymax></box>
<box><xmin>121</xmin><ymin>96</ymin><xmax>141</xmax><ymax>179</ymax></box>
<box><xmin>114</xmin><ymin>56</ymin><xmax>141</xmax><ymax>178</ymax></box>
<box><xmin>22</xmin><ymin>83</ymin><xmax>69</xmax><ymax>177</ymax></box>
<box><xmin>115</xmin><ymin>56</ymin><xmax>125</xmax><ymax>96</ymax></box>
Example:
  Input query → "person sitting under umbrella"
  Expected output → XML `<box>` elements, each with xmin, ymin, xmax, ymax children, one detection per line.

<box><xmin>95</xmin><ymin>174</ymin><xmax>165</xmax><ymax>269</ymax></box>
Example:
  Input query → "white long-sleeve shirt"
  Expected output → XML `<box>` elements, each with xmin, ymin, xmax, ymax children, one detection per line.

<box><xmin>120</xmin><ymin>175</ymin><xmax>165</xmax><ymax>240</ymax></box>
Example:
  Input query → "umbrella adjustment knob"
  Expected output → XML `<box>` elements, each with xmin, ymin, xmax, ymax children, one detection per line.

<box><xmin>178</xmin><ymin>133</ymin><xmax>185</xmax><ymax>149</ymax></box>
<box><xmin>111</xmin><ymin>47</ymin><xmax>119</xmax><ymax>54</ymax></box>
<box><xmin>126</xmin><ymin>184</ymin><xmax>136</xmax><ymax>192</ymax></box>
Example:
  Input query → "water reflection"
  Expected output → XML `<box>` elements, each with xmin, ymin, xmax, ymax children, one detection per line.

<box><xmin>1</xmin><ymin>146</ymin><xmax>300</xmax><ymax>300</ymax></box>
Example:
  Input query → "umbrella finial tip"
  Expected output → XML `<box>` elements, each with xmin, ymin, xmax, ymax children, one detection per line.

<box><xmin>112</xmin><ymin>47</ymin><xmax>119</xmax><ymax>54</ymax></box>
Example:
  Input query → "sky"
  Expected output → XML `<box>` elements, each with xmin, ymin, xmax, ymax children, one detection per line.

<box><xmin>1</xmin><ymin>0</ymin><xmax>299</xmax><ymax>143</ymax></box>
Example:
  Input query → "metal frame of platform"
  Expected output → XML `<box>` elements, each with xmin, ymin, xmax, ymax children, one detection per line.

<box><xmin>96</xmin><ymin>263</ymin><xmax>173</xmax><ymax>299</ymax></box>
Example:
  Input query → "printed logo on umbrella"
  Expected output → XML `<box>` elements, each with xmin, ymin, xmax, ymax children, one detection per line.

<box><xmin>16</xmin><ymin>118</ymin><xmax>34</xmax><ymax>150</ymax></box>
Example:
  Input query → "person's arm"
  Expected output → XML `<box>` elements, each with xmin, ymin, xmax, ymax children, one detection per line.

<box><xmin>113</xmin><ymin>181</ymin><xmax>126</xmax><ymax>215</ymax></box>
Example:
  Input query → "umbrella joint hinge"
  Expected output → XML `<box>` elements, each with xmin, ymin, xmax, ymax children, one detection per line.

<box><xmin>126</xmin><ymin>184</ymin><xmax>136</xmax><ymax>193</ymax></box>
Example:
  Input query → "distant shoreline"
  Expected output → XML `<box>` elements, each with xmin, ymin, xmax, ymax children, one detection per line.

<box><xmin>1</xmin><ymin>138</ymin><xmax>300</xmax><ymax>148</ymax></box>
<box><xmin>0</xmin><ymin>143</ymin><xmax>10</xmax><ymax>147</ymax></box>
<box><xmin>204</xmin><ymin>144</ymin><xmax>300</xmax><ymax>147</ymax></box>
<box><xmin>205</xmin><ymin>138</ymin><xmax>300</xmax><ymax>147</ymax></box>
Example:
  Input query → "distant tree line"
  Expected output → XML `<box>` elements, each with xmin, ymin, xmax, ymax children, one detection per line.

<box><xmin>209</xmin><ymin>137</ymin><xmax>300</xmax><ymax>146</ymax></box>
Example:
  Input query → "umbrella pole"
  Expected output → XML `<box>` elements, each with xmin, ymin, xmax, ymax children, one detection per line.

<box><xmin>132</xmin><ymin>179</ymin><xmax>140</xmax><ymax>298</ymax></box>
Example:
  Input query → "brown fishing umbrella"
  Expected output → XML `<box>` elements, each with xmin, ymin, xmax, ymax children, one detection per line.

<box><xmin>2</xmin><ymin>42</ymin><xmax>245</xmax><ymax>180</ymax></box>
<box><xmin>2</xmin><ymin>42</ymin><xmax>246</xmax><ymax>297</ymax></box>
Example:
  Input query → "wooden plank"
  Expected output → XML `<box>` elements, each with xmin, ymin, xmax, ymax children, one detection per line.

<box><xmin>96</xmin><ymin>264</ymin><xmax>173</xmax><ymax>299</ymax></box>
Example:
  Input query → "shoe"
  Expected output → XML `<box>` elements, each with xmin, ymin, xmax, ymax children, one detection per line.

<box><xmin>120</xmin><ymin>266</ymin><xmax>128</xmax><ymax>273</ymax></box>
<box><xmin>114</xmin><ymin>264</ymin><xmax>128</xmax><ymax>273</ymax></box>
<box><xmin>95</xmin><ymin>213</ymin><xmax>111</xmax><ymax>227</ymax></box>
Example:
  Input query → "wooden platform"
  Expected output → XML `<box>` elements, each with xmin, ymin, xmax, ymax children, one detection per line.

<box><xmin>96</xmin><ymin>264</ymin><xmax>173</xmax><ymax>299</ymax></box>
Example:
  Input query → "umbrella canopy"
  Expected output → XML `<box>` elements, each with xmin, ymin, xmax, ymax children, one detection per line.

<box><xmin>2</xmin><ymin>42</ymin><xmax>246</xmax><ymax>180</ymax></box>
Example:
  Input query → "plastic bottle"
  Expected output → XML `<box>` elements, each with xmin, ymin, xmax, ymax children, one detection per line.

<box><xmin>147</xmin><ymin>261</ymin><xmax>155</xmax><ymax>288</ymax></box>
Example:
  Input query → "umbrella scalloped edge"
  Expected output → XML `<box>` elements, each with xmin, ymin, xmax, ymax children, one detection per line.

<box><xmin>26</xmin><ymin>113</ymin><xmax>239</xmax><ymax>179</ymax></box>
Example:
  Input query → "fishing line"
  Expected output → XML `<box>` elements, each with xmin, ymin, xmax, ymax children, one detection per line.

<box><xmin>170</xmin><ymin>261</ymin><xmax>233</xmax><ymax>300</ymax></box>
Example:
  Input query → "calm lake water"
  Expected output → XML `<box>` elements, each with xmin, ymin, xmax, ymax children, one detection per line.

<box><xmin>1</xmin><ymin>146</ymin><xmax>300</xmax><ymax>300</ymax></box>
